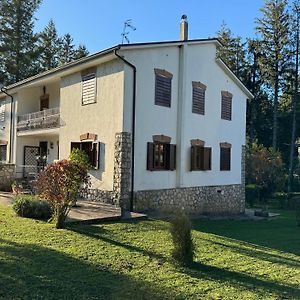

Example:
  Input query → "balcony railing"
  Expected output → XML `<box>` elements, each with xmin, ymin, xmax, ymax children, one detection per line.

<box><xmin>17</xmin><ymin>107</ymin><xmax>60</xmax><ymax>132</ymax></box>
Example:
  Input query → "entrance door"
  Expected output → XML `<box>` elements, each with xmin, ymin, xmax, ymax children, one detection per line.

<box><xmin>40</xmin><ymin>94</ymin><xmax>49</xmax><ymax>111</ymax></box>
<box><xmin>38</xmin><ymin>141</ymin><xmax>48</xmax><ymax>171</ymax></box>
<box><xmin>23</xmin><ymin>146</ymin><xmax>40</xmax><ymax>178</ymax></box>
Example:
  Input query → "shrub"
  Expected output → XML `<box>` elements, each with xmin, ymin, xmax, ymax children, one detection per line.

<box><xmin>36</xmin><ymin>159</ymin><xmax>90</xmax><ymax>229</ymax></box>
<box><xmin>69</xmin><ymin>148</ymin><xmax>91</xmax><ymax>170</ymax></box>
<box><xmin>246</xmin><ymin>142</ymin><xmax>285</xmax><ymax>208</ymax></box>
<box><xmin>169</xmin><ymin>211</ymin><xmax>194</xmax><ymax>266</ymax></box>
<box><xmin>272</xmin><ymin>192</ymin><xmax>289</xmax><ymax>209</ymax></box>
<box><xmin>246</xmin><ymin>184</ymin><xmax>259</xmax><ymax>207</ymax></box>
<box><xmin>12</xmin><ymin>195</ymin><xmax>52</xmax><ymax>220</ymax></box>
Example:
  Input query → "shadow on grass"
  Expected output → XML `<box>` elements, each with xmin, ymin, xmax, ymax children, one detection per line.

<box><xmin>185</xmin><ymin>262</ymin><xmax>300</xmax><ymax>299</ymax></box>
<box><xmin>67</xmin><ymin>224</ymin><xmax>168</xmax><ymax>263</ymax></box>
<box><xmin>203</xmin><ymin>237</ymin><xmax>300</xmax><ymax>269</ymax></box>
<box><xmin>192</xmin><ymin>212</ymin><xmax>300</xmax><ymax>256</ymax></box>
<box><xmin>0</xmin><ymin>238</ymin><xmax>174</xmax><ymax>300</ymax></box>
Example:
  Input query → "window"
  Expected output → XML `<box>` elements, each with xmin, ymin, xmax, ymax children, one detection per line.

<box><xmin>81</xmin><ymin>67</ymin><xmax>97</xmax><ymax>105</ymax></box>
<box><xmin>221</xmin><ymin>91</ymin><xmax>232</xmax><ymax>120</ymax></box>
<box><xmin>154</xmin><ymin>68</ymin><xmax>173</xmax><ymax>107</ymax></box>
<box><xmin>0</xmin><ymin>101</ymin><xmax>5</xmax><ymax>122</ymax></box>
<box><xmin>192</xmin><ymin>81</ymin><xmax>206</xmax><ymax>115</ymax></box>
<box><xmin>147</xmin><ymin>142</ymin><xmax>176</xmax><ymax>171</ymax></box>
<box><xmin>191</xmin><ymin>145</ymin><xmax>211</xmax><ymax>171</ymax></box>
<box><xmin>0</xmin><ymin>145</ymin><xmax>7</xmax><ymax>162</ymax></box>
<box><xmin>71</xmin><ymin>141</ymin><xmax>100</xmax><ymax>169</ymax></box>
<box><xmin>220</xmin><ymin>143</ymin><xmax>231</xmax><ymax>171</ymax></box>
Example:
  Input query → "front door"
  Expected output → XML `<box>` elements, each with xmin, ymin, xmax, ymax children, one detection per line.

<box><xmin>40</xmin><ymin>94</ymin><xmax>49</xmax><ymax>111</ymax></box>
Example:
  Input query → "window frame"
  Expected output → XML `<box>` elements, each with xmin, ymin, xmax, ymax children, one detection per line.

<box><xmin>191</xmin><ymin>145</ymin><xmax>212</xmax><ymax>171</ymax></box>
<box><xmin>220</xmin><ymin>143</ymin><xmax>231</xmax><ymax>171</ymax></box>
<box><xmin>192</xmin><ymin>81</ymin><xmax>206</xmax><ymax>115</ymax></box>
<box><xmin>70</xmin><ymin>140</ymin><xmax>100</xmax><ymax>169</ymax></box>
<box><xmin>154</xmin><ymin>68</ymin><xmax>173</xmax><ymax>108</ymax></box>
<box><xmin>221</xmin><ymin>91</ymin><xmax>232</xmax><ymax>121</ymax></box>
<box><xmin>81</xmin><ymin>67</ymin><xmax>97</xmax><ymax>106</ymax></box>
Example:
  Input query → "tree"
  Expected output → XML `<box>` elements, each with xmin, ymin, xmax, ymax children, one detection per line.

<box><xmin>216</xmin><ymin>21</ymin><xmax>247</xmax><ymax>79</ymax></box>
<box><xmin>37</xmin><ymin>19</ymin><xmax>60</xmax><ymax>71</ymax></box>
<box><xmin>246</xmin><ymin>142</ymin><xmax>285</xmax><ymax>205</ymax></box>
<box><xmin>0</xmin><ymin>0</ymin><xmax>41</xmax><ymax>84</ymax></box>
<box><xmin>74</xmin><ymin>44</ymin><xmax>89</xmax><ymax>60</ymax></box>
<box><xmin>256</xmin><ymin>0</ymin><xmax>290</xmax><ymax>149</ymax></box>
<box><xmin>59</xmin><ymin>33</ymin><xmax>76</xmax><ymax>65</ymax></box>
<box><xmin>37</xmin><ymin>160</ymin><xmax>90</xmax><ymax>228</ymax></box>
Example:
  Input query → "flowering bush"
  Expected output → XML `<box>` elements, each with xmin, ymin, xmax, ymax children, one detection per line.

<box><xmin>69</xmin><ymin>148</ymin><xmax>91</xmax><ymax>170</ymax></box>
<box><xmin>37</xmin><ymin>159</ymin><xmax>90</xmax><ymax>228</ymax></box>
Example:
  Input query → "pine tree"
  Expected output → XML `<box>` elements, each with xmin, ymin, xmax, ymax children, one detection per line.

<box><xmin>0</xmin><ymin>0</ymin><xmax>41</xmax><ymax>84</ymax></box>
<box><xmin>59</xmin><ymin>33</ymin><xmax>76</xmax><ymax>65</ymax></box>
<box><xmin>216</xmin><ymin>21</ymin><xmax>247</xmax><ymax>79</ymax></box>
<box><xmin>256</xmin><ymin>0</ymin><xmax>290</xmax><ymax>149</ymax></box>
<box><xmin>74</xmin><ymin>44</ymin><xmax>89</xmax><ymax>60</ymax></box>
<box><xmin>38</xmin><ymin>19</ymin><xmax>60</xmax><ymax>71</ymax></box>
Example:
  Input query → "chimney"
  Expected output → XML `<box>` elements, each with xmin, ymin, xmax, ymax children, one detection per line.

<box><xmin>180</xmin><ymin>15</ymin><xmax>188</xmax><ymax>41</ymax></box>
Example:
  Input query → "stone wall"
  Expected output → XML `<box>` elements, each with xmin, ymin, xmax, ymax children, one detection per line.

<box><xmin>0</xmin><ymin>163</ymin><xmax>15</xmax><ymax>191</ymax></box>
<box><xmin>134</xmin><ymin>184</ymin><xmax>244</xmax><ymax>215</ymax></box>
<box><xmin>112</xmin><ymin>132</ymin><xmax>131</xmax><ymax>213</ymax></box>
<box><xmin>80</xmin><ymin>189</ymin><xmax>113</xmax><ymax>204</ymax></box>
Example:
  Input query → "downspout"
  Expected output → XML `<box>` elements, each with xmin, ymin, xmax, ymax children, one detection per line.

<box><xmin>0</xmin><ymin>87</ymin><xmax>14</xmax><ymax>163</ymax></box>
<box><xmin>114</xmin><ymin>48</ymin><xmax>136</xmax><ymax>212</ymax></box>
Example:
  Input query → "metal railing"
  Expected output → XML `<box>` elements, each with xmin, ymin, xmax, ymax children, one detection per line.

<box><xmin>17</xmin><ymin>107</ymin><xmax>60</xmax><ymax>132</ymax></box>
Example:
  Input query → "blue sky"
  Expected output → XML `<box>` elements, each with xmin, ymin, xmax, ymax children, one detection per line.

<box><xmin>34</xmin><ymin>0</ymin><xmax>266</xmax><ymax>54</ymax></box>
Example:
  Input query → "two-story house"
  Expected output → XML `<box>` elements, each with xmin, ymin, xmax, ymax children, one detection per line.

<box><xmin>0</xmin><ymin>17</ymin><xmax>253</xmax><ymax>214</ymax></box>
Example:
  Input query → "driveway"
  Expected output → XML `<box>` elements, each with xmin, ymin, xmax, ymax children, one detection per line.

<box><xmin>0</xmin><ymin>192</ymin><xmax>14</xmax><ymax>206</ymax></box>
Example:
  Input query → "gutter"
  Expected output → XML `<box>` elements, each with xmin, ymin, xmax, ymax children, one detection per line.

<box><xmin>0</xmin><ymin>87</ymin><xmax>14</xmax><ymax>163</ymax></box>
<box><xmin>114</xmin><ymin>48</ymin><xmax>136</xmax><ymax>212</ymax></box>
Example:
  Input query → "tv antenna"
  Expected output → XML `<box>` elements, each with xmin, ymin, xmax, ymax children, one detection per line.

<box><xmin>121</xmin><ymin>19</ymin><xmax>136</xmax><ymax>44</ymax></box>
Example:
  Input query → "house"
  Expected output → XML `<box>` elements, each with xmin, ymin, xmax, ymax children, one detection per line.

<box><xmin>0</xmin><ymin>16</ymin><xmax>253</xmax><ymax>215</ymax></box>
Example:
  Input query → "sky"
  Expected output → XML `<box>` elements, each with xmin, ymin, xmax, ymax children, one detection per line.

<box><xmin>34</xmin><ymin>0</ymin><xmax>266</xmax><ymax>54</ymax></box>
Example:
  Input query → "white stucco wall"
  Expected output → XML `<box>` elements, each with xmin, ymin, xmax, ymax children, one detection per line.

<box><xmin>59</xmin><ymin>59</ymin><xmax>125</xmax><ymax>191</ymax></box>
<box><xmin>122</xmin><ymin>42</ymin><xmax>247</xmax><ymax>191</ymax></box>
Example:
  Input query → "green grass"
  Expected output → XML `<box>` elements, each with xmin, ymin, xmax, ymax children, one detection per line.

<box><xmin>0</xmin><ymin>205</ymin><xmax>299</xmax><ymax>299</ymax></box>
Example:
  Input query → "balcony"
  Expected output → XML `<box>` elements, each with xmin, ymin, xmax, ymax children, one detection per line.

<box><xmin>17</xmin><ymin>107</ymin><xmax>60</xmax><ymax>132</ymax></box>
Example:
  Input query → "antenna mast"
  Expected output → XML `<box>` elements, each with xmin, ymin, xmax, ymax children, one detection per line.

<box><xmin>121</xmin><ymin>19</ymin><xmax>136</xmax><ymax>44</ymax></box>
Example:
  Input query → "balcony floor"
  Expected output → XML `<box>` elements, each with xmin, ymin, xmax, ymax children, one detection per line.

<box><xmin>17</xmin><ymin>127</ymin><xmax>59</xmax><ymax>137</ymax></box>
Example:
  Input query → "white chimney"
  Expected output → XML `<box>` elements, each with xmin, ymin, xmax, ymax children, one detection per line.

<box><xmin>180</xmin><ymin>15</ymin><xmax>188</xmax><ymax>41</ymax></box>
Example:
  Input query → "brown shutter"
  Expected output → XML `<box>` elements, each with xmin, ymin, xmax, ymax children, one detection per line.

<box><xmin>220</xmin><ymin>147</ymin><xmax>231</xmax><ymax>171</ymax></box>
<box><xmin>147</xmin><ymin>142</ymin><xmax>154</xmax><ymax>171</ymax></box>
<box><xmin>192</xmin><ymin>87</ymin><xmax>205</xmax><ymax>115</ymax></box>
<box><xmin>92</xmin><ymin>142</ymin><xmax>100</xmax><ymax>169</ymax></box>
<box><xmin>167</xmin><ymin>144</ymin><xmax>176</xmax><ymax>171</ymax></box>
<box><xmin>221</xmin><ymin>93</ymin><xmax>232</xmax><ymax>120</ymax></box>
<box><xmin>191</xmin><ymin>146</ymin><xmax>196</xmax><ymax>171</ymax></box>
<box><xmin>71</xmin><ymin>142</ymin><xmax>81</xmax><ymax>151</ymax></box>
<box><xmin>155</xmin><ymin>74</ymin><xmax>172</xmax><ymax>107</ymax></box>
<box><xmin>203</xmin><ymin>147</ymin><xmax>212</xmax><ymax>170</ymax></box>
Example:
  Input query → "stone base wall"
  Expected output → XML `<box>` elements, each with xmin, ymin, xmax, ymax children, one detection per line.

<box><xmin>134</xmin><ymin>184</ymin><xmax>245</xmax><ymax>215</ymax></box>
<box><xmin>0</xmin><ymin>164</ymin><xmax>15</xmax><ymax>191</ymax></box>
<box><xmin>80</xmin><ymin>189</ymin><xmax>114</xmax><ymax>204</ymax></box>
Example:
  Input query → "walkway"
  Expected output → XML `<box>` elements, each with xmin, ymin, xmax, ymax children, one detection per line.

<box><xmin>0</xmin><ymin>192</ymin><xmax>147</xmax><ymax>223</ymax></box>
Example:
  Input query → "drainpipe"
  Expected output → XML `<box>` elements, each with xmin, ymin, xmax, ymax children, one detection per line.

<box><xmin>0</xmin><ymin>87</ymin><xmax>14</xmax><ymax>163</ymax></box>
<box><xmin>114</xmin><ymin>48</ymin><xmax>136</xmax><ymax>212</ymax></box>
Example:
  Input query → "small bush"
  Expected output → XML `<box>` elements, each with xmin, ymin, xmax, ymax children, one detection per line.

<box><xmin>246</xmin><ymin>184</ymin><xmax>259</xmax><ymax>207</ymax></box>
<box><xmin>272</xmin><ymin>192</ymin><xmax>289</xmax><ymax>209</ymax></box>
<box><xmin>169</xmin><ymin>211</ymin><xmax>194</xmax><ymax>266</ymax></box>
<box><xmin>12</xmin><ymin>195</ymin><xmax>52</xmax><ymax>220</ymax></box>
<box><xmin>69</xmin><ymin>148</ymin><xmax>91</xmax><ymax>170</ymax></box>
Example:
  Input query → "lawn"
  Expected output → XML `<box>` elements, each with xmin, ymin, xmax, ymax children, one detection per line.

<box><xmin>0</xmin><ymin>205</ymin><xmax>299</xmax><ymax>300</ymax></box>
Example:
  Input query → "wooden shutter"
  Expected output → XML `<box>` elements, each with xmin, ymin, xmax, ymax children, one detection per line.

<box><xmin>82</xmin><ymin>73</ymin><xmax>96</xmax><ymax>105</ymax></box>
<box><xmin>191</xmin><ymin>146</ymin><xmax>196</xmax><ymax>171</ymax></box>
<box><xmin>71</xmin><ymin>142</ymin><xmax>81</xmax><ymax>151</ymax></box>
<box><xmin>221</xmin><ymin>93</ymin><xmax>232</xmax><ymax>120</ymax></box>
<box><xmin>147</xmin><ymin>142</ymin><xmax>154</xmax><ymax>170</ymax></box>
<box><xmin>203</xmin><ymin>147</ymin><xmax>212</xmax><ymax>170</ymax></box>
<box><xmin>220</xmin><ymin>147</ymin><xmax>231</xmax><ymax>171</ymax></box>
<box><xmin>166</xmin><ymin>144</ymin><xmax>176</xmax><ymax>171</ymax></box>
<box><xmin>0</xmin><ymin>102</ymin><xmax>5</xmax><ymax>122</ymax></box>
<box><xmin>155</xmin><ymin>74</ymin><xmax>172</xmax><ymax>107</ymax></box>
<box><xmin>92</xmin><ymin>141</ymin><xmax>100</xmax><ymax>169</ymax></box>
<box><xmin>192</xmin><ymin>87</ymin><xmax>205</xmax><ymax>115</ymax></box>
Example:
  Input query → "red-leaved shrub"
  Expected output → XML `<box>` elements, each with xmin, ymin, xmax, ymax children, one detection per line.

<box><xmin>37</xmin><ymin>159</ymin><xmax>90</xmax><ymax>228</ymax></box>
